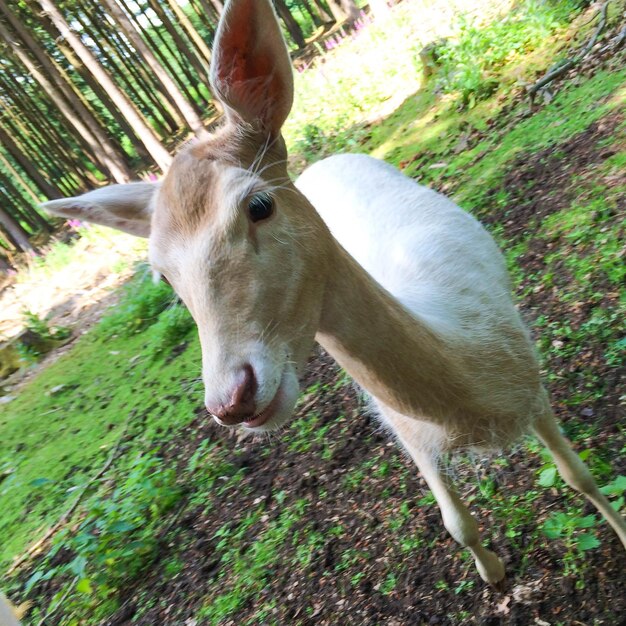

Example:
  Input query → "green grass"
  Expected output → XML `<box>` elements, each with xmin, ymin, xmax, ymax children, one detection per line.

<box><xmin>0</xmin><ymin>271</ymin><xmax>200</xmax><ymax>571</ymax></box>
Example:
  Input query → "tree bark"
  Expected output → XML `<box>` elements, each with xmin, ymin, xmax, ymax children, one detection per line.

<box><xmin>37</xmin><ymin>0</ymin><xmax>172</xmax><ymax>171</ymax></box>
<box><xmin>273</xmin><ymin>0</ymin><xmax>307</xmax><ymax>49</ymax></box>
<box><xmin>0</xmin><ymin>149</ymin><xmax>41</xmax><ymax>204</ymax></box>
<box><xmin>0</xmin><ymin>201</ymin><xmax>35</xmax><ymax>253</ymax></box>
<box><xmin>0</xmin><ymin>125</ymin><xmax>63</xmax><ymax>199</ymax></box>
<box><xmin>0</xmin><ymin>1</ymin><xmax>134</xmax><ymax>183</ymax></box>
<box><xmin>101</xmin><ymin>0</ymin><xmax>206</xmax><ymax>136</ymax></box>
<box><xmin>163</xmin><ymin>0</ymin><xmax>213</xmax><ymax>67</ymax></box>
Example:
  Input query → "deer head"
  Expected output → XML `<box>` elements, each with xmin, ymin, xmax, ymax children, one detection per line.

<box><xmin>43</xmin><ymin>0</ymin><xmax>333</xmax><ymax>431</ymax></box>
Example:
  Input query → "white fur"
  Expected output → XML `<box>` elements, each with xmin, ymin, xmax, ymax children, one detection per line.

<box><xmin>297</xmin><ymin>153</ymin><xmax>512</xmax><ymax>335</ymax></box>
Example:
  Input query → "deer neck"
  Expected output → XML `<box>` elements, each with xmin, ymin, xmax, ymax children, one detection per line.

<box><xmin>316</xmin><ymin>242</ymin><xmax>473</xmax><ymax>421</ymax></box>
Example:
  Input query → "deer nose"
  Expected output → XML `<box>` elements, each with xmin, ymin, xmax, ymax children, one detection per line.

<box><xmin>206</xmin><ymin>364</ymin><xmax>257</xmax><ymax>425</ymax></box>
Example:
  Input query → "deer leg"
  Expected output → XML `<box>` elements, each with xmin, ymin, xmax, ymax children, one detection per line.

<box><xmin>533</xmin><ymin>411</ymin><xmax>626</xmax><ymax>548</ymax></box>
<box><xmin>378</xmin><ymin>408</ymin><xmax>506</xmax><ymax>583</ymax></box>
<box><xmin>411</xmin><ymin>447</ymin><xmax>505</xmax><ymax>583</ymax></box>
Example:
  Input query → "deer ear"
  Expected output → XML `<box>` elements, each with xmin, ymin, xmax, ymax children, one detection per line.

<box><xmin>41</xmin><ymin>182</ymin><xmax>158</xmax><ymax>238</ymax></box>
<box><xmin>210</xmin><ymin>0</ymin><xmax>294</xmax><ymax>135</ymax></box>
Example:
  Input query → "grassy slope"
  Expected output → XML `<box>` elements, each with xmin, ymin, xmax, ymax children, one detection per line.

<box><xmin>1</xmin><ymin>1</ymin><xmax>625</xmax><ymax>623</ymax></box>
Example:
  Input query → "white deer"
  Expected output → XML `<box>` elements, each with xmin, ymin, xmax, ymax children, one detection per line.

<box><xmin>44</xmin><ymin>0</ymin><xmax>625</xmax><ymax>585</ymax></box>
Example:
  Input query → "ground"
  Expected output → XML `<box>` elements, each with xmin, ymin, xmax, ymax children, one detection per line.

<box><xmin>1</xmin><ymin>1</ymin><xmax>625</xmax><ymax>624</ymax></box>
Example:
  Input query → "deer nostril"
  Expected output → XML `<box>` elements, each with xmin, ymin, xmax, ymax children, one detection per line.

<box><xmin>206</xmin><ymin>364</ymin><xmax>258</xmax><ymax>426</ymax></box>
<box><xmin>231</xmin><ymin>363</ymin><xmax>256</xmax><ymax>408</ymax></box>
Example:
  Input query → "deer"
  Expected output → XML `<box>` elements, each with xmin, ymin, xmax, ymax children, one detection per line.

<box><xmin>43</xmin><ymin>0</ymin><xmax>626</xmax><ymax>587</ymax></box>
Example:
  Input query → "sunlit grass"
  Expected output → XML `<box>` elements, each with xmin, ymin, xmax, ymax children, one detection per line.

<box><xmin>284</xmin><ymin>0</ymin><xmax>515</xmax><ymax>170</ymax></box>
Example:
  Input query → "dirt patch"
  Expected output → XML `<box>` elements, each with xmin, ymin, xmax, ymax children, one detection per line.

<box><xmin>481</xmin><ymin>111</ymin><xmax>624</xmax><ymax>241</ymax></box>
<box><xmin>21</xmin><ymin>343</ymin><xmax>617</xmax><ymax>626</ymax></box>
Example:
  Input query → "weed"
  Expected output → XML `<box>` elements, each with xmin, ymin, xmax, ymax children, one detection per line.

<box><xmin>144</xmin><ymin>302</ymin><xmax>195</xmax><ymax>358</ymax></box>
<box><xmin>379</xmin><ymin>572</ymin><xmax>397</xmax><ymax>595</ymax></box>
<box><xmin>335</xmin><ymin>548</ymin><xmax>369</xmax><ymax>573</ymax></box>
<box><xmin>436</xmin><ymin>0</ymin><xmax>579</xmax><ymax>107</ymax></box>
<box><xmin>25</xmin><ymin>453</ymin><xmax>182</xmax><ymax>620</ymax></box>
<box><xmin>199</xmin><ymin>501</ymin><xmax>309</xmax><ymax>622</ymax></box>
<box><xmin>543</xmin><ymin>510</ymin><xmax>600</xmax><ymax>577</ymax></box>
<box><xmin>22</xmin><ymin>310</ymin><xmax>70</xmax><ymax>342</ymax></box>
<box><xmin>398</xmin><ymin>532</ymin><xmax>425</xmax><ymax>554</ymax></box>
<box><xmin>454</xmin><ymin>579</ymin><xmax>475</xmax><ymax>595</ymax></box>
<box><xmin>600</xmin><ymin>475</ymin><xmax>626</xmax><ymax>512</ymax></box>
<box><xmin>97</xmin><ymin>269</ymin><xmax>177</xmax><ymax>338</ymax></box>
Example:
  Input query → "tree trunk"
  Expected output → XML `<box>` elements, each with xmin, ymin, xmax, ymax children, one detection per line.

<box><xmin>0</xmin><ymin>1</ymin><xmax>134</xmax><ymax>183</ymax></box>
<box><xmin>0</xmin><ymin>202</ymin><xmax>35</xmax><ymax>253</ymax></box>
<box><xmin>163</xmin><ymin>0</ymin><xmax>213</xmax><ymax>67</ymax></box>
<box><xmin>4</xmin><ymin>117</ymin><xmax>77</xmax><ymax>195</ymax></box>
<box><xmin>0</xmin><ymin>72</ymin><xmax>100</xmax><ymax>187</ymax></box>
<box><xmin>207</xmin><ymin>0</ymin><xmax>224</xmax><ymax>14</ymax></box>
<box><xmin>145</xmin><ymin>0</ymin><xmax>211</xmax><ymax>85</ymax></box>
<box><xmin>273</xmin><ymin>0</ymin><xmax>307</xmax><ymax>48</ymax></box>
<box><xmin>24</xmin><ymin>1</ymin><xmax>143</xmax><ymax>163</ymax></box>
<box><xmin>0</xmin><ymin>170</ymin><xmax>51</xmax><ymax>233</ymax></box>
<box><xmin>0</xmin><ymin>150</ymin><xmax>41</xmax><ymax>204</ymax></box>
<box><xmin>0</xmin><ymin>52</ymin><xmax>104</xmax><ymax>185</ymax></box>
<box><xmin>72</xmin><ymin>0</ymin><xmax>178</xmax><ymax>137</ymax></box>
<box><xmin>101</xmin><ymin>0</ymin><xmax>206</xmax><ymax>136</ymax></box>
<box><xmin>0</xmin><ymin>125</ymin><xmax>63</xmax><ymax>199</ymax></box>
<box><xmin>187</xmin><ymin>0</ymin><xmax>216</xmax><ymax>34</ymax></box>
<box><xmin>298</xmin><ymin>0</ymin><xmax>325</xmax><ymax>28</ymax></box>
<box><xmin>118</xmin><ymin>0</ymin><xmax>208</xmax><ymax>113</ymax></box>
<box><xmin>311</xmin><ymin>0</ymin><xmax>334</xmax><ymax>23</ymax></box>
<box><xmin>37</xmin><ymin>0</ymin><xmax>172</xmax><ymax>171</ymax></box>
<box><xmin>149</xmin><ymin>15</ymin><xmax>212</xmax><ymax>111</ymax></box>
<box><xmin>326</xmin><ymin>0</ymin><xmax>360</xmax><ymax>23</ymax></box>
<box><xmin>193</xmin><ymin>0</ymin><xmax>221</xmax><ymax>22</ymax></box>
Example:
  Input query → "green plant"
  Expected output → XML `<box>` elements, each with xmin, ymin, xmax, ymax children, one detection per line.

<box><xmin>97</xmin><ymin>270</ymin><xmax>176</xmax><ymax>338</ymax></box>
<box><xmin>25</xmin><ymin>453</ymin><xmax>182</xmax><ymax>618</ymax></box>
<box><xmin>144</xmin><ymin>302</ymin><xmax>195</xmax><ymax>358</ymax></box>
<box><xmin>379</xmin><ymin>572</ymin><xmax>397</xmax><ymax>595</ymax></box>
<box><xmin>454</xmin><ymin>579</ymin><xmax>475</xmax><ymax>595</ymax></box>
<box><xmin>436</xmin><ymin>0</ymin><xmax>579</xmax><ymax>107</ymax></box>
<box><xmin>600</xmin><ymin>475</ymin><xmax>626</xmax><ymax>512</ymax></box>
<box><xmin>23</xmin><ymin>310</ymin><xmax>71</xmax><ymax>342</ymax></box>
<box><xmin>543</xmin><ymin>510</ymin><xmax>600</xmax><ymax>577</ymax></box>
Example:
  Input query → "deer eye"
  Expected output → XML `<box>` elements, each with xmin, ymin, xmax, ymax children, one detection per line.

<box><xmin>247</xmin><ymin>192</ymin><xmax>274</xmax><ymax>223</ymax></box>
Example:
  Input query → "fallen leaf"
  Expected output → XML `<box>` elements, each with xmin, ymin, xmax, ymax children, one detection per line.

<box><xmin>495</xmin><ymin>595</ymin><xmax>511</xmax><ymax>615</ymax></box>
